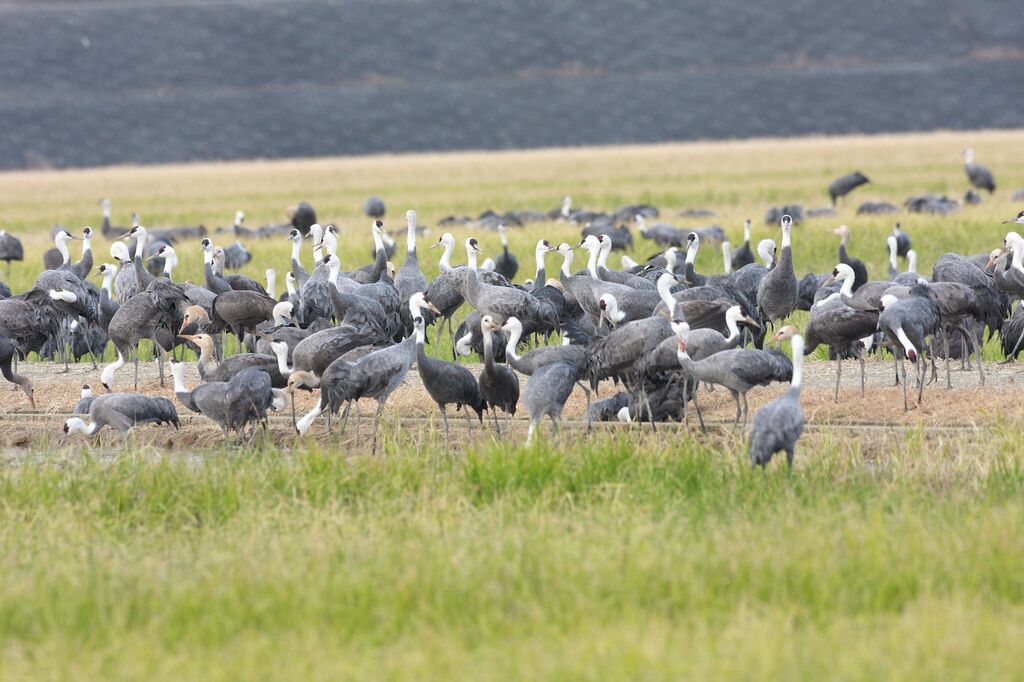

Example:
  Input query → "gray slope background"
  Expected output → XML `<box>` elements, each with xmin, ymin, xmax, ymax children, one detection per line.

<box><xmin>1</xmin><ymin>0</ymin><xmax>1021</xmax><ymax>170</ymax></box>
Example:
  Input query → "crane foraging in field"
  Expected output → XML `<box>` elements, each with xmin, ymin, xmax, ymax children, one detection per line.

<box><xmin>963</xmin><ymin>149</ymin><xmax>995</xmax><ymax>193</ymax></box>
<box><xmin>63</xmin><ymin>393</ymin><xmax>179</xmax><ymax>439</ymax></box>
<box><xmin>748</xmin><ymin>326</ymin><xmax>805</xmax><ymax>468</ymax></box>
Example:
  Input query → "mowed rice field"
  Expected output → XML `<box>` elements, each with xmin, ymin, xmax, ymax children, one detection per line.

<box><xmin>2</xmin><ymin>130</ymin><xmax>1024</xmax><ymax>679</ymax></box>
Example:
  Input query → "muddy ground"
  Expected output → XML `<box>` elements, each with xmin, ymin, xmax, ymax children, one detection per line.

<box><xmin>1</xmin><ymin>352</ymin><xmax>1020</xmax><ymax>453</ymax></box>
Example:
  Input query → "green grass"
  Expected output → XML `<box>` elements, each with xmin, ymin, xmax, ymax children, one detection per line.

<box><xmin>3</xmin><ymin>131</ymin><xmax>1024</xmax><ymax>678</ymax></box>
<box><xmin>2</xmin><ymin>130</ymin><xmax>1023</xmax><ymax>362</ymax></box>
<box><xmin>2</xmin><ymin>432</ymin><xmax>1023</xmax><ymax>679</ymax></box>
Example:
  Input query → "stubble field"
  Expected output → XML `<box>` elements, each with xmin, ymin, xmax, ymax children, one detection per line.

<box><xmin>1</xmin><ymin>130</ymin><xmax>1024</xmax><ymax>679</ymax></box>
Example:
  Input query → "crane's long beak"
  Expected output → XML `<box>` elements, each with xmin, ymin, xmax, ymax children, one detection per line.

<box><xmin>744</xmin><ymin>316</ymin><xmax>760</xmax><ymax>328</ymax></box>
<box><xmin>26</xmin><ymin>392</ymin><xmax>35</xmax><ymax>408</ymax></box>
<box><xmin>178</xmin><ymin>333</ymin><xmax>195</xmax><ymax>341</ymax></box>
<box><xmin>823</xmin><ymin>276</ymin><xmax>835</xmax><ymax>286</ymax></box>
<box><xmin>425</xmin><ymin>302</ymin><xmax>442</xmax><ymax>315</ymax></box>
<box><xmin>118</xmin><ymin>232</ymin><xmax>132</xmax><ymax>241</ymax></box>
<box><xmin>429</xmin><ymin>241</ymin><xmax>443</xmax><ymax>249</ymax></box>
<box><xmin>597</xmin><ymin>309</ymin><xmax>605</xmax><ymax>329</ymax></box>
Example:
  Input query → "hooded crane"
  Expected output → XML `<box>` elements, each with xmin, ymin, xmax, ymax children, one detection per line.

<box><xmin>963</xmin><ymin>149</ymin><xmax>995</xmax><ymax>193</ymax></box>
<box><xmin>0</xmin><ymin>230</ymin><xmax>24</xmax><ymax>280</ymax></box>
<box><xmin>413</xmin><ymin>314</ymin><xmax>485</xmax><ymax>436</ymax></box>
<box><xmin>34</xmin><ymin>267</ymin><xmax>99</xmax><ymax>372</ymax></box>
<box><xmin>63</xmin><ymin>393</ymin><xmax>179</xmax><ymax>438</ymax></box>
<box><xmin>0</xmin><ymin>288</ymin><xmax>61</xmax><ymax>365</ymax></box>
<box><xmin>524</xmin><ymin>360</ymin><xmax>582</xmax><ymax>443</ymax></box>
<box><xmin>748</xmin><ymin>326</ymin><xmax>805</xmax><ymax>468</ymax></box>
<box><xmin>675</xmin><ymin>324</ymin><xmax>793</xmax><ymax>428</ymax></box>
<box><xmin>297</xmin><ymin>333</ymin><xmax>417</xmax><ymax>452</ymax></box>
<box><xmin>803</xmin><ymin>303</ymin><xmax>878</xmax><ymax>402</ymax></box>
<box><xmin>0</xmin><ymin>334</ymin><xmax>34</xmax><ymax>407</ymax></box>
<box><xmin>74</xmin><ymin>384</ymin><xmax>93</xmax><ymax>414</ymax></box>
<box><xmin>225</xmin><ymin>366</ymin><xmax>287</xmax><ymax>439</ymax></box>
<box><xmin>102</xmin><ymin>279</ymin><xmax>184</xmax><ymax>390</ymax></box>
<box><xmin>892</xmin><ymin>223</ymin><xmax>911</xmax><ymax>259</ymax></box>
<box><xmin>828</xmin><ymin>171</ymin><xmax>870</xmax><ymax>206</ymax></box>
<box><xmin>478</xmin><ymin>314</ymin><xmax>519</xmax><ymax>434</ymax></box>
<box><xmin>119</xmin><ymin>226</ymin><xmax>156</xmax><ymax>294</ymax></box>
<box><xmin>459</xmin><ymin>243</ymin><xmax>558</xmax><ymax>336</ymax></box>
<box><xmin>211</xmin><ymin>289</ymin><xmax>282</xmax><ymax>355</ymax></box>
<box><xmin>395</xmin><ymin>210</ymin><xmax>428</xmax><ymax>336</ymax></box>
<box><xmin>756</xmin><ymin>215</ymin><xmax>798</xmax><ymax>330</ymax></box>
<box><xmin>833</xmin><ymin>224</ymin><xmax>868</xmax><ymax>291</ymax></box>
<box><xmin>731</xmin><ymin>220</ymin><xmax>754</xmax><ymax>270</ymax></box>
<box><xmin>877</xmin><ymin>284</ymin><xmax>942</xmax><ymax>410</ymax></box>
<box><xmin>171</xmin><ymin>359</ymin><xmax>231</xmax><ymax>439</ymax></box>
<box><xmin>493</xmin><ymin>224</ymin><xmax>519</xmax><ymax>281</ymax></box>
<box><xmin>179</xmin><ymin>333</ymin><xmax>292</xmax><ymax>387</ymax></box>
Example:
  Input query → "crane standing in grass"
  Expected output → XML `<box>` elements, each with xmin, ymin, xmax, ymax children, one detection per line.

<box><xmin>748</xmin><ymin>325</ymin><xmax>805</xmax><ymax>468</ymax></box>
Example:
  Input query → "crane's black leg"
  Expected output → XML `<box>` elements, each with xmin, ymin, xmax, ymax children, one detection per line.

<box><xmin>893</xmin><ymin>354</ymin><xmax>900</xmax><ymax>386</ymax></box>
<box><xmin>692</xmin><ymin>384</ymin><xmax>707</xmax><ymax>432</ymax></box>
<box><xmin>731</xmin><ymin>390</ymin><xmax>741</xmax><ymax>430</ymax></box>
<box><xmin>943</xmin><ymin>330</ymin><xmax>952</xmax><ymax>389</ymax></box>
<box><xmin>858</xmin><ymin>352</ymin><xmax>866</xmax><ymax>397</ymax></box>
<box><xmin>441</xmin><ymin>405</ymin><xmax>449</xmax><ymax>439</ymax></box>
<box><xmin>371</xmin><ymin>401</ymin><xmax>384</xmax><ymax>455</ymax></box>
<box><xmin>834</xmin><ymin>358</ymin><xmax>842</xmax><ymax>403</ymax></box>
<box><xmin>964</xmin><ymin>324</ymin><xmax>984</xmax><ymax>385</ymax></box>
<box><xmin>339</xmin><ymin>401</ymin><xmax>352</xmax><ymax>436</ymax></box>
<box><xmin>464</xmin><ymin>406</ymin><xmax>472</xmax><ymax>437</ymax></box>
<box><xmin>61</xmin><ymin>321</ymin><xmax>70</xmax><ymax>373</ymax></box>
<box><xmin>741</xmin><ymin>392</ymin><xmax>750</xmax><ymax>429</ymax></box>
<box><xmin>82</xmin><ymin>321</ymin><xmax>98</xmax><ymax>370</ymax></box>
<box><xmin>900</xmin><ymin>357</ymin><xmax>909</xmax><ymax>410</ymax></box>
<box><xmin>133</xmin><ymin>348</ymin><xmax>140</xmax><ymax>390</ymax></box>
<box><xmin>917</xmin><ymin>355</ymin><xmax>925</xmax><ymax>406</ymax></box>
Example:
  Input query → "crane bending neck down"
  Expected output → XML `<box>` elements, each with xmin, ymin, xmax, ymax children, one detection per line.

<box><xmin>63</xmin><ymin>417</ymin><xmax>101</xmax><ymax>436</ymax></box>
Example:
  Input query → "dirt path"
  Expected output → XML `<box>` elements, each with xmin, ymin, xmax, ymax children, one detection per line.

<box><xmin>1</xmin><ymin>354</ymin><xmax>1021</xmax><ymax>451</ymax></box>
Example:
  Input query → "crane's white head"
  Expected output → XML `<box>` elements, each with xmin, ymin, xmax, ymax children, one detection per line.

<box><xmin>96</xmin><ymin>262</ymin><xmax>117</xmax><ymax>278</ymax></box>
<box><xmin>371</xmin><ymin>219</ymin><xmax>385</xmax><ymax>237</ymax></box>
<box><xmin>409</xmin><ymin>291</ymin><xmax>442</xmax><ymax>317</ymax></box>
<box><xmin>1002</xmin><ymin>210</ymin><xmax>1024</xmax><ymax>226</ymax></box>
<box><xmin>780</xmin><ymin>215</ymin><xmax>792</xmax><ymax>230</ymax></box>
<box><xmin>827</xmin><ymin>262</ymin><xmax>856</xmax><ymax>284</ymax></box>
<box><xmin>81</xmin><ymin>226</ymin><xmax>92</xmax><ymax>240</ymax></box>
<box><xmin>272</xmin><ymin>301</ymin><xmax>293</xmax><ymax>326</ymax></box>
<box><xmin>109</xmin><ymin>242</ymin><xmax>130</xmax><ymax>263</ymax></box>
<box><xmin>466</xmin><ymin>237</ymin><xmax>481</xmax><ymax>255</ymax></box>
<box><xmin>769</xmin><ymin>325</ymin><xmax>800</xmax><ymax>344</ymax></box>
<box><xmin>536</xmin><ymin>239</ymin><xmax>555</xmax><ymax>255</ymax></box>
<box><xmin>670</xmin><ymin>319</ymin><xmax>690</xmax><ymax>339</ymax></box>
<box><xmin>63</xmin><ymin>417</ymin><xmax>89</xmax><ymax>436</ymax></box>
<box><xmin>480</xmin><ymin>314</ymin><xmax>500</xmax><ymax>333</ymax></box>
<box><xmin>756</xmin><ymin>239</ymin><xmax>776</xmax><ymax>266</ymax></box>
<box><xmin>578</xmin><ymin>234</ymin><xmax>601</xmax><ymax>251</ymax></box>
<box><xmin>55</xmin><ymin>229</ymin><xmax>75</xmax><ymax>245</ymax></box>
<box><xmin>122</xmin><ymin>224</ymin><xmax>145</xmax><ymax>241</ymax></box>
<box><xmin>832</xmin><ymin>224</ymin><xmax>850</xmax><ymax>238</ymax></box>
<box><xmin>406</xmin><ymin>210</ymin><xmax>417</xmax><ymax>226</ymax></box>
<box><xmin>234</xmin><ymin>210</ymin><xmax>245</xmax><ymax>224</ymax></box>
<box><xmin>287</xmin><ymin>228</ymin><xmax>302</xmax><ymax>245</ymax></box>
<box><xmin>100</xmin><ymin>197</ymin><xmax>111</xmax><ymax>215</ymax></box>
<box><xmin>499</xmin><ymin>316</ymin><xmax>523</xmax><ymax>337</ymax></box>
<box><xmin>963</xmin><ymin>148</ymin><xmax>975</xmax><ymax>164</ymax></box>
<box><xmin>879</xmin><ymin>294</ymin><xmax>899</xmax><ymax>311</ymax></box>
<box><xmin>80</xmin><ymin>384</ymin><xmax>91</xmax><ymax>399</ymax></box>
<box><xmin>432</xmin><ymin>232</ymin><xmax>456</xmax><ymax>250</ymax></box>
<box><xmin>212</xmin><ymin>246</ymin><xmax>225</xmax><ymax>265</ymax></box>
<box><xmin>557</xmin><ymin>242</ymin><xmax>574</xmax><ymax>256</ymax></box>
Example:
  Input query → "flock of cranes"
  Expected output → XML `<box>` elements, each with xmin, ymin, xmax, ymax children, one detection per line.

<box><xmin>0</xmin><ymin>149</ymin><xmax>1021</xmax><ymax>467</ymax></box>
